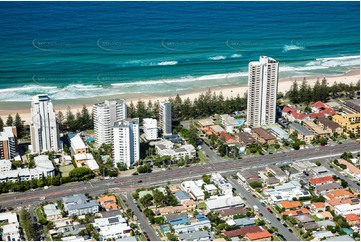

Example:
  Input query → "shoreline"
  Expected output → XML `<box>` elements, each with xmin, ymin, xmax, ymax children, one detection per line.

<box><xmin>0</xmin><ymin>68</ymin><xmax>359</xmax><ymax>124</ymax></box>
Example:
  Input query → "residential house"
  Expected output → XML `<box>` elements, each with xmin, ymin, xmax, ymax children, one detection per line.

<box><xmin>0</xmin><ymin>212</ymin><xmax>21</xmax><ymax>241</ymax></box>
<box><xmin>236</xmin><ymin>170</ymin><xmax>260</xmax><ymax>184</ymax></box>
<box><xmin>205</xmin><ymin>125</ymin><xmax>225</xmax><ymax>136</ymax></box>
<box><xmin>309</xmin><ymin>203</ymin><xmax>326</xmax><ymax>214</ymax></box>
<box><xmin>204</xmin><ymin>184</ymin><xmax>218</xmax><ymax>195</ymax></box>
<box><xmin>62</xmin><ymin>194</ymin><xmax>99</xmax><ymax>216</ymax></box>
<box><xmin>70</xmin><ymin>134</ymin><xmax>87</xmax><ymax>154</ymax></box>
<box><xmin>98</xmin><ymin>195</ymin><xmax>118</xmax><ymax>211</ymax></box>
<box><xmin>295</xmin><ymin>215</ymin><xmax>319</xmax><ymax>231</ymax></box>
<box><xmin>220</xmin><ymin>132</ymin><xmax>237</xmax><ymax>145</ymax></box>
<box><xmin>345</xmin><ymin>214</ymin><xmax>360</xmax><ymax>226</ymax></box>
<box><xmin>175</xmin><ymin>190</ymin><xmax>191</xmax><ymax>205</ymax></box>
<box><xmin>268</xmin><ymin>126</ymin><xmax>289</xmax><ymax>140</ymax></box>
<box><xmin>218</xmin><ymin>207</ymin><xmax>248</xmax><ymax>219</ymax></box>
<box><xmin>288</xmin><ymin>123</ymin><xmax>315</xmax><ymax>144</ymax></box>
<box><xmin>316</xmin><ymin>117</ymin><xmax>343</xmax><ymax>136</ymax></box>
<box><xmin>223</xmin><ymin>225</ymin><xmax>262</xmax><ymax>238</ymax></box>
<box><xmin>251</xmin><ymin>128</ymin><xmax>277</xmax><ymax>145</ymax></box>
<box><xmin>245</xmin><ymin>231</ymin><xmax>272</xmax><ymax>241</ymax></box>
<box><xmin>178</xmin><ymin>230</ymin><xmax>214</xmax><ymax>241</ymax></box>
<box><xmin>181</xmin><ymin>180</ymin><xmax>205</xmax><ymax>201</ymax></box>
<box><xmin>233</xmin><ymin>217</ymin><xmax>256</xmax><ymax>227</ymax></box>
<box><xmin>265</xmin><ymin>166</ymin><xmax>287</xmax><ymax>183</ymax></box>
<box><xmin>334</xmin><ymin>204</ymin><xmax>360</xmax><ymax>216</ymax></box>
<box><xmin>93</xmin><ymin>215</ymin><xmax>131</xmax><ymax>240</ymax></box>
<box><xmin>278</xmin><ymin>201</ymin><xmax>302</xmax><ymax>210</ymax></box>
<box><xmin>198</xmin><ymin>119</ymin><xmax>214</xmax><ymax>130</ymax></box>
<box><xmin>312</xmin><ymin>231</ymin><xmax>334</xmax><ymax>240</ymax></box>
<box><xmin>324</xmin><ymin>235</ymin><xmax>355</xmax><ymax>241</ymax></box>
<box><xmin>236</xmin><ymin>132</ymin><xmax>257</xmax><ymax>147</ymax></box>
<box><xmin>211</xmin><ymin>173</ymin><xmax>233</xmax><ymax>196</ymax></box>
<box><xmin>308</xmin><ymin>176</ymin><xmax>334</xmax><ymax>187</ymax></box>
<box><xmin>315</xmin><ymin>183</ymin><xmax>342</xmax><ymax>195</ymax></box>
<box><xmin>43</xmin><ymin>204</ymin><xmax>62</xmax><ymax>221</ymax></box>
<box><xmin>324</xmin><ymin>189</ymin><xmax>355</xmax><ymax>201</ymax></box>
<box><xmin>303</xmin><ymin>120</ymin><xmax>330</xmax><ymax>137</ymax></box>
<box><xmin>283</xmin><ymin>208</ymin><xmax>309</xmax><ymax>217</ymax></box>
<box><xmin>173</xmin><ymin>220</ymin><xmax>211</xmax><ymax>234</ymax></box>
<box><xmin>220</xmin><ymin>114</ymin><xmax>244</xmax><ymax>133</ymax></box>
<box><xmin>205</xmin><ymin>196</ymin><xmax>244</xmax><ymax>213</ymax></box>
<box><xmin>164</xmin><ymin>213</ymin><xmax>190</xmax><ymax>226</ymax></box>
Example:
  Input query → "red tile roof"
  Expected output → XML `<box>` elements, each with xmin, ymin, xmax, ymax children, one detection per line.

<box><xmin>312</xmin><ymin>101</ymin><xmax>327</xmax><ymax>109</ymax></box>
<box><xmin>246</xmin><ymin>231</ymin><xmax>273</xmax><ymax>241</ymax></box>
<box><xmin>292</xmin><ymin>112</ymin><xmax>309</xmax><ymax>120</ymax></box>
<box><xmin>345</xmin><ymin>213</ymin><xmax>360</xmax><ymax>222</ymax></box>
<box><xmin>224</xmin><ymin>226</ymin><xmax>262</xmax><ymax>237</ymax></box>
<box><xmin>309</xmin><ymin>113</ymin><xmax>325</xmax><ymax>119</ymax></box>
<box><xmin>309</xmin><ymin>176</ymin><xmax>334</xmax><ymax>185</ymax></box>
<box><xmin>283</xmin><ymin>106</ymin><xmax>297</xmax><ymax>113</ymax></box>
<box><xmin>321</xmin><ymin>108</ymin><xmax>335</xmax><ymax>115</ymax></box>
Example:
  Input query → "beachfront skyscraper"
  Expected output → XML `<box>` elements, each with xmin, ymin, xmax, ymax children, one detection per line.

<box><xmin>93</xmin><ymin>99</ymin><xmax>127</xmax><ymax>147</ymax></box>
<box><xmin>113</xmin><ymin>118</ymin><xmax>139</xmax><ymax>167</ymax></box>
<box><xmin>0</xmin><ymin>126</ymin><xmax>18</xmax><ymax>160</ymax></box>
<box><xmin>159</xmin><ymin>100</ymin><xmax>172</xmax><ymax>136</ymax></box>
<box><xmin>30</xmin><ymin>94</ymin><xmax>60</xmax><ymax>153</ymax></box>
<box><xmin>247</xmin><ymin>56</ymin><xmax>279</xmax><ymax>127</ymax></box>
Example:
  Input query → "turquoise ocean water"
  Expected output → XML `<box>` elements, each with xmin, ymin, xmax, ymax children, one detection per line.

<box><xmin>0</xmin><ymin>1</ymin><xmax>359</xmax><ymax>102</ymax></box>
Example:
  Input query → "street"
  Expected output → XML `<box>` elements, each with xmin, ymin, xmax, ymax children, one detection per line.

<box><xmin>228</xmin><ymin>177</ymin><xmax>298</xmax><ymax>241</ymax></box>
<box><xmin>0</xmin><ymin>142</ymin><xmax>359</xmax><ymax>209</ymax></box>
<box><xmin>119</xmin><ymin>192</ymin><xmax>160</xmax><ymax>241</ymax></box>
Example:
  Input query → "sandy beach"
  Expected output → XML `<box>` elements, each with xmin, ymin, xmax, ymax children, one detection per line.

<box><xmin>0</xmin><ymin>68</ymin><xmax>359</xmax><ymax>125</ymax></box>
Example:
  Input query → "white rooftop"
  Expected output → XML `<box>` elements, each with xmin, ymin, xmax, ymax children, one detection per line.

<box><xmin>70</xmin><ymin>134</ymin><xmax>87</xmax><ymax>150</ymax></box>
<box><xmin>86</xmin><ymin>159</ymin><xmax>99</xmax><ymax>170</ymax></box>
<box><xmin>205</xmin><ymin>196</ymin><xmax>243</xmax><ymax>210</ymax></box>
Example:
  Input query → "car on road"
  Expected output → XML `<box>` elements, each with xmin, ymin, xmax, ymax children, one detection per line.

<box><xmin>288</xmin><ymin>229</ymin><xmax>293</xmax><ymax>233</ymax></box>
<box><xmin>276</xmin><ymin>217</ymin><xmax>281</xmax><ymax>221</ymax></box>
<box><xmin>138</xmin><ymin>180</ymin><xmax>143</xmax><ymax>183</ymax></box>
<box><xmin>259</xmin><ymin>213</ymin><xmax>263</xmax><ymax>217</ymax></box>
<box><xmin>39</xmin><ymin>196</ymin><xmax>46</xmax><ymax>201</ymax></box>
<box><xmin>282</xmin><ymin>223</ymin><xmax>287</xmax><ymax>227</ymax></box>
<box><xmin>261</xmin><ymin>202</ymin><xmax>266</xmax><ymax>206</ymax></box>
<box><xmin>155</xmin><ymin>232</ymin><xmax>159</xmax><ymax>236</ymax></box>
<box><xmin>252</xmin><ymin>194</ymin><xmax>256</xmax><ymax>198</ymax></box>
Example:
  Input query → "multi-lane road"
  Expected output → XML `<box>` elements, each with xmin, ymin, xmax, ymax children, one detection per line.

<box><xmin>0</xmin><ymin>141</ymin><xmax>359</xmax><ymax>208</ymax></box>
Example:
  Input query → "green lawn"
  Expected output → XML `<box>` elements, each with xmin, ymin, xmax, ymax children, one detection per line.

<box><xmin>198</xmin><ymin>202</ymin><xmax>206</xmax><ymax>210</ymax></box>
<box><xmin>59</xmin><ymin>164</ymin><xmax>75</xmax><ymax>177</ymax></box>
<box><xmin>45</xmin><ymin>236</ymin><xmax>52</xmax><ymax>241</ymax></box>
<box><xmin>197</xmin><ymin>150</ymin><xmax>209</xmax><ymax>163</ymax></box>
<box><xmin>35</xmin><ymin>207</ymin><xmax>46</xmax><ymax>221</ymax></box>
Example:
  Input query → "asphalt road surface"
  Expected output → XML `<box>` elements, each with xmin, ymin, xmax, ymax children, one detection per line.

<box><xmin>120</xmin><ymin>192</ymin><xmax>160</xmax><ymax>241</ymax></box>
<box><xmin>228</xmin><ymin>177</ymin><xmax>298</xmax><ymax>241</ymax></box>
<box><xmin>0</xmin><ymin>142</ymin><xmax>359</xmax><ymax>209</ymax></box>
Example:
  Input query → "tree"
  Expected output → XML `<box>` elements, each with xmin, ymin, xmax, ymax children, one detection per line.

<box><xmin>57</xmin><ymin>111</ymin><xmax>65</xmax><ymax>132</ymax></box>
<box><xmin>249</xmin><ymin>181</ymin><xmax>263</xmax><ymax>189</ymax></box>
<box><xmin>6</xmin><ymin>114</ymin><xmax>13</xmax><ymax>127</ymax></box>
<box><xmin>65</xmin><ymin>107</ymin><xmax>76</xmax><ymax>131</ymax></box>
<box><xmin>315</xmin><ymin>161</ymin><xmax>321</xmax><ymax>166</ymax></box>
<box><xmin>139</xmin><ymin>194</ymin><xmax>153</xmax><ymax>207</ymax></box>
<box><xmin>14</xmin><ymin>113</ymin><xmax>25</xmax><ymax>138</ymax></box>
<box><xmin>0</xmin><ymin>117</ymin><xmax>3</xmax><ymax>132</ymax></box>
<box><xmin>202</xmin><ymin>174</ymin><xmax>211</xmax><ymax>184</ymax></box>
<box><xmin>137</xmin><ymin>165</ymin><xmax>151</xmax><ymax>173</ymax></box>
<box><xmin>341</xmin><ymin>180</ymin><xmax>348</xmax><ymax>188</ymax></box>
<box><xmin>69</xmin><ymin>167</ymin><xmax>94</xmax><ymax>181</ymax></box>
<box><xmin>287</xmin><ymin>81</ymin><xmax>300</xmax><ymax>104</ymax></box>
<box><xmin>166</xmin><ymin>233</ymin><xmax>178</xmax><ymax>241</ymax></box>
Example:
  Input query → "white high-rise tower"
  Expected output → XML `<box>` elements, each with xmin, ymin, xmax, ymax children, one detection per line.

<box><xmin>113</xmin><ymin>118</ymin><xmax>139</xmax><ymax>167</ymax></box>
<box><xmin>30</xmin><ymin>94</ymin><xmax>60</xmax><ymax>153</ymax></box>
<box><xmin>247</xmin><ymin>56</ymin><xmax>279</xmax><ymax>127</ymax></box>
<box><xmin>159</xmin><ymin>100</ymin><xmax>172</xmax><ymax>136</ymax></box>
<box><xmin>93</xmin><ymin>99</ymin><xmax>127</xmax><ymax>146</ymax></box>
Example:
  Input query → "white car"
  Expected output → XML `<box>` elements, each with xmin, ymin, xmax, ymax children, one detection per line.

<box><xmin>40</xmin><ymin>196</ymin><xmax>46</xmax><ymax>201</ymax></box>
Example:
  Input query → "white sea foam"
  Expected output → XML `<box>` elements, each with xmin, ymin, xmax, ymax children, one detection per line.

<box><xmin>283</xmin><ymin>45</ymin><xmax>305</xmax><ymax>52</ymax></box>
<box><xmin>157</xmin><ymin>61</ymin><xmax>178</xmax><ymax>66</ymax></box>
<box><xmin>208</xmin><ymin>55</ymin><xmax>227</xmax><ymax>60</ymax></box>
<box><xmin>231</xmin><ymin>54</ymin><xmax>242</xmax><ymax>58</ymax></box>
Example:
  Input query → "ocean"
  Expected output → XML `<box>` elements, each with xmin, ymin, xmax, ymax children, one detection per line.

<box><xmin>0</xmin><ymin>1</ymin><xmax>359</xmax><ymax>102</ymax></box>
